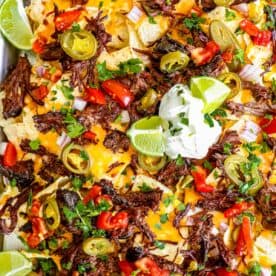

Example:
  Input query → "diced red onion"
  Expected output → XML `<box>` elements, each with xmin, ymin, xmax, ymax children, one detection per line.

<box><xmin>127</xmin><ymin>6</ymin><xmax>144</xmax><ymax>23</ymax></box>
<box><xmin>0</xmin><ymin>142</ymin><xmax>8</xmax><ymax>155</ymax></box>
<box><xmin>232</xmin><ymin>3</ymin><xmax>248</xmax><ymax>15</ymax></box>
<box><xmin>240</xmin><ymin>120</ymin><xmax>261</xmax><ymax>142</ymax></box>
<box><xmin>36</xmin><ymin>66</ymin><xmax>46</xmax><ymax>77</ymax></box>
<box><xmin>261</xmin><ymin>267</ymin><xmax>271</xmax><ymax>276</ymax></box>
<box><xmin>120</xmin><ymin>110</ymin><xmax>130</xmax><ymax>124</ymax></box>
<box><xmin>57</xmin><ymin>132</ymin><xmax>71</xmax><ymax>148</ymax></box>
<box><xmin>72</xmin><ymin>97</ymin><xmax>87</xmax><ymax>111</ymax></box>
<box><xmin>219</xmin><ymin>222</ymin><xmax>229</xmax><ymax>233</ymax></box>
<box><xmin>239</xmin><ymin>64</ymin><xmax>263</xmax><ymax>83</ymax></box>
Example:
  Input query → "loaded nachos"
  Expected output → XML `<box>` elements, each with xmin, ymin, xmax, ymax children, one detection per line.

<box><xmin>0</xmin><ymin>0</ymin><xmax>275</xmax><ymax>275</ymax></box>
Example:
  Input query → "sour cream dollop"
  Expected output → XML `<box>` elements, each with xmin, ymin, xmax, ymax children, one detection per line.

<box><xmin>159</xmin><ymin>84</ymin><xmax>222</xmax><ymax>159</ymax></box>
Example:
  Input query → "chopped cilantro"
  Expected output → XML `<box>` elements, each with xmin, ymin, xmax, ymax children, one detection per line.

<box><xmin>223</xmin><ymin>143</ymin><xmax>232</xmax><ymax>155</ymax></box>
<box><xmin>203</xmin><ymin>160</ymin><xmax>213</xmax><ymax>171</ymax></box>
<box><xmin>78</xmin><ymin>263</ymin><xmax>90</xmax><ymax>273</ymax></box>
<box><xmin>71</xmin><ymin>23</ymin><xmax>81</xmax><ymax>32</ymax></box>
<box><xmin>180</xmin><ymin>117</ymin><xmax>189</xmax><ymax>126</ymax></box>
<box><xmin>163</xmin><ymin>195</ymin><xmax>174</xmax><ymax>207</ymax></box>
<box><xmin>72</xmin><ymin>176</ymin><xmax>84</xmax><ymax>190</ymax></box>
<box><xmin>97</xmin><ymin>61</ymin><xmax>115</xmax><ymax>81</ymax></box>
<box><xmin>154</xmin><ymin>240</ymin><xmax>165</xmax><ymax>249</ymax></box>
<box><xmin>64</xmin><ymin>112</ymin><xmax>85</xmax><ymax>138</ymax></box>
<box><xmin>139</xmin><ymin>182</ymin><xmax>153</xmax><ymax>192</ymax></box>
<box><xmin>39</xmin><ymin>259</ymin><xmax>55</xmax><ymax>273</ymax></box>
<box><xmin>62</xmin><ymin>240</ymin><xmax>69</xmax><ymax>249</ymax></box>
<box><xmin>160</xmin><ymin>213</ymin><xmax>169</xmax><ymax>224</ymax></box>
<box><xmin>60</xmin><ymin>83</ymin><xmax>74</xmax><ymax>100</ymax></box>
<box><xmin>177</xmin><ymin>203</ymin><xmax>186</xmax><ymax>211</ymax></box>
<box><xmin>10</xmin><ymin>178</ymin><xmax>17</xmax><ymax>187</ymax></box>
<box><xmin>176</xmin><ymin>154</ymin><xmax>184</xmax><ymax>166</ymax></box>
<box><xmin>131</xmin><ymin>270</ymin><xmax>142</xmax><ymax>276</ymax></box>
<box><xmin>154</xmin><ymin>223</ymin><xmax>162</xmax><ymax>230</ymax></box>
<box><xmin>148</xmin><ymin>16</ymin><xmax>157</xmax><ymax>24</ymax></box>
<box><xmin>183</xmin><ymin>13</ymin><xmax>205</xmax><ymax>30</ymax></box>
<box><xmin>62</xmin><ymin>261</ymin><xmax>72</xmax><ymax>270</ymax></box>
<box><xmin>237</xmin><ymin>212</ymin><xmax>255</xmax><ymax>223</ymax></box>
<box><xmin>211</xmin><ymin>108</ymin><xmax>227</xmax><ymax>118</ymax></box>
<box><xmin>271</xmin><ymin>264</ymin><xmax>276</xmax><ymax>276</ymax></box>
<box><xmin>204</xmin><ymin>114</ymin><xmax>214</xmax><ymax>127</ymax></box>
<box><xmin>80</xmin><ymin>150</ymin><xmax>89</xmax><ymax>161</ymax></box>
<box><xmin>27</xmin><ymin>191</ymin><xmax>33</xmax><ymax>207</ymax></box>
<box><xmin>234</xmin><ymin>48</ymin><xmax>245</xmax><ymax>64</ymax></box>
<box><xmin>225</xmin><ymin>9</ymin><xmax>236</xmax><ymax>21</ymax></box>
<box><xmin>29</xmin><ymin>139</ymin><xmax>40</xmax><ymax>150</ymax></box>
<box><xmin>48</xmin><ymin>238</ymin><xmax>58</xmax><ymax>250</ymax></box>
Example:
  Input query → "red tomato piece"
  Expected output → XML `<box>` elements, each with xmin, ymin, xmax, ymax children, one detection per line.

<box><xmin>240</xmin><ymin>19</ymin><xmax>259</xmax><ymax>36</ymax></box>
<box><xmin>82</xmin><ymin>130</ymin><xmax>96</xmax><ymax>141</ymax></box>
<box><xmin>135</xmin><ymin>257</ymin><xmax>170</xmax><ymax>276</ymax></box>
<box><xmin>27</xmin><ymin>233</ymin><xmax>40</xmax><ymax>248</ymax></box>
<box><xmin>215</xmin><ymin>268</ymin><xmax>238</xmax><ymax>276</ymax></box>
<box><xmin>94</xmin><ymin>194</ymin><xmax>112</xmax><ymax>207</ymax></box>
<box><xmin>54</xmin><ymin>10</ymin><xmax>82</xmax><ymax>31</ymax></box>
<box><xmin>253</xmin><ymin>30</ymin><xmax>272</xmax><ymax>46</ymax></box>
<box><xmin>3</xmin><ymin>142</ymin><xmax>17</xmax><ymax>167</ymax></box>
<box><xmin>101</xmin><ymin>80</ymin><xmax>134</xmax><ymax>107</ymax></box>
<box><xmin>97</xmin><ymin>211</ymin><xmax>129</xmax><ymax>230</ymax></box>
<box><xmin>260</xmin><ymin>116</ymin><xmax>276</xmax><ymax>134</ymax></box>
<box><xmin>31</xmin><ymin>85</ymin><xmax>49</xmax><ymax>101</ymax></box>
<box><xmin>32</xmin><ymin>37</ymin><xmax>47</xmax><ymax>54</ymax></box>
<box><xmin>119</xmin><ymin>261</ymin><xmax>136</xmax><ymax>276</ymax></box>
<box><xmin>83</xmin><ymin>185</ymin><xmax>102</xmax><ymax>204</ymax></box>
<box><xmin>30</xmin><ymin>199</ymin><xmax>41</xmax><ymax>217</ymax></box>
<box><xmin>224</xmin><ymin>202</ymin><xmax>253</xmax><ymax>218</ymax></box>
<box><xmin>191</xmin><ymin>166</ymin><xmax>214</xmax><ymax>193</ymax></box>
<box><xmin>221</xmin><ymin>50</ymin><xmax>233</xmax><ymax>63</ymax></box>
<box><xmin>84</xmin><ymin>87</ymin><xmax>106</xmax><ymax>105</ymax></box>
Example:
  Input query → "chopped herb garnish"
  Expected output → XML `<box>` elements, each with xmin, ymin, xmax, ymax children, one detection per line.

<box><xmin>10</xmin><ymin>178</ymin><xmax>17</xmax><ymax>187</ymax></box>
<box><xmin>148</xmin><ymin>16</ymin><xmax>157</xmax><ymax>24</ymax></box>
<box><xmin>183</xmin><ymin>13</ymin><xmax>205</xmax><ymax>30</ymax></box>
<box><xmin>177</xmin><ymin>203</ymin><xmax>186</xmax><ymax>211</ymax></box>
<box><xmin>223</xmin><ymin>143</ymin><xmax>232</xmax><ymax>155</ymax></box>
<box><xmin>163</xmin><ymin>195</ymin><xmax>174</xmax><ymax>207</ymax></box>
<box><xmin>39</xmin><ymin>259</ymin><xmax>55</xmax><ymax>273</ymax></box>
<box><xmin>225</xmin><ymin>9</ymin><xmax>236</xmax><ymax>21</ymax></box>
<box><xmin>139</xmin><ymin>182</ymin><xmax>153</xmax><ymax>192</ymax></box>
<box><xmin>154</xmin><ymin>223</ymin><xmax>162</xmax><ymax>230</ymax></box>
<box><xmin>71</xmin><ymin>23</ymin><xmax>81</xmax><ymax>32</ymax></box>
<box><xmin>234</xmin><ymin>48</ymin><xmax>245</xmax><ymax>64</ymax></box>
<box><xmin>72</xmin><ymin>176</ymin><xmax>84</xmax><ymax>190</ymax></box>
<box><xmin>154</xmin><ymin>240</ymin><xmax>165</xmax><ymax>249</ymax></box>
<box><xmin>160</xmin><ymin>213</ymin><xmax>169</xmax><ymax>224</ymax></box>
<box><xmin>176</xmin><ymin>154</ymin><xmax>184</xmax><ymax>166</ymax></box>
<box><xmin>80</xmin><ymin>150</ymin><xmax>89</xmax><ymax>161</ymax></box>
<box><xmin>204</xmin><ymin>114</ymin><xmax>214</xmax><ymax>127</ymax></box>
<box><xmin>29</xmin><ymin>139</ymin><xmax>40</xmax><ymax>150</ymax></box>
<box><xmin>64</xmin><ymin>112</ymin><xmax>85</xmax><ymax>138</ymax></box>
<box><xmin>211</xmin><ymin>108</ymin><xmax>227</xmax><ymax>118</ymax></box>
<box><xmin>60</xmin><ymin>83</ymin><xmax>74</xmax><ymax>100</ymax></box>
<box><xmin>203</xmin><ymin>160</ymin><xmax>213</xmax><ymax>171</ymax></box>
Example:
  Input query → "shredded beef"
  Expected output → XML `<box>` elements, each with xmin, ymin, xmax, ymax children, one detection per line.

<box><xmin>141</xmin><ymin>0</ymin><xmax>180</xmax><ymax>16</ymax></box>
<box><xmin>85</xmin><ymin>11</ymin><xmax>111</xmax><ymax>53</ymax></box>
<box><xmin>157</xmin><ymin>160</ymin><xmax>188</xmax><ymax>187</ymax></box>
<box><xmin>201</xmin><ymin>54</ymin><xmax>226</xmax><ymax>78</ymax></box>
<box><xmin>77</xmin><ymin>98</ymin><xmax>122</xmax><ymax>129</ymax></box>
<box><xmin>152</xmin><ymin>255</ymin><xmax>184</xmax><ymax>274</ymax></box>
<box><xmin>38</xmin><ymin>154</ymin><xmax>70</xmax><ymax>183</ymax></box>
<box><xmin>257</xmin><ymin>185</ymin><xmax>276</xmax><ymax>230</ymax></box>
<box><xmin>197</xmin><ymin>189</ymin><xmax>240</xmax><ymax>211</ymax></box>
<box><xmin>57</xmin><ymin>189</ymin><xmax>80</xmax><ymax>210</ymax></box>
<box><xmin>0</xmin><ymin>183</ymin><xmax>41</xmax><ymax>234</ymax></box>
<box><xmin>195</xmin><ymin>0</ymin><xmax>216</xmax><ymax>11</ymax></box>
<box><xmin>182</xmin><ymin>212</ymin><xmax>235</xmax><ymax>270</ymax></box>
<box><xmin>242</xmin><ymin>81</ymin><xmax>271</xmax><ymax>101</ymax></box>
<box><xmin>173</xmin><ymin>203</ymin><xmax>191</xmax><ymax>228</ymax></box>
<box><xmin>33</xmin><ymin>111</ymin><xmax>65</xmax><ymax>134</ymax></box>
<box><xmin>103</xmin><ymin>130</ymin><xmax>130</xmax><ymax>153</ymax></box>
<box><xmin>0</xmin><ymin>160</ymin><xmax>34</xmax><ymax>190</ymax></box>
<box><xmin>1</xmin><ymin>56</ymin><xmax>31</xmax><ymax>119</ymax></box>
<box><xmin>39</xmin><ymin>42</ymin><xmax>64</xmax><ymax>61</ymax></box>
<box><xmin>226</xmin><ymin>101</ymin><xmax>276</xmax><ymax>117</ymax></box>
<box><xmin>265</xmin><ymin>136</ymin><xmax>276</xmax><ymax>151</ymax></box>
<box><xmin>20</xmin><ymin>139</ymin><xmax>47</xmax><ymax>155</ymax></box>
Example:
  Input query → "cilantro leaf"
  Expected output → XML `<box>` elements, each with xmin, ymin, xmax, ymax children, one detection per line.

<box><xmin>183</xmin><ymin>13</ymin><xmax>205</xmax><ymax>30</ymax></box>
<box><xmin>234</xmin><ymin>48</ymin><xmax>245</xmax><ymax>64</ymax></box>
<box><xmin>29</xmin><ymin>139</ymin><xmax>40</xmax><ymax>150</ymax></box>
<box><xmin>225</xmin><ymin>9</ymin><xmax>236</xmax><ymax>21</ymax></box>
<box><xmin>160</xmin><ymin>213</ymin><xmax>169</xmax><ymax>224</ymax></box>
<box><xmin>97</xmin><ymin>61</ymin><xmax>115</xmax><ymax>81</ymax></box>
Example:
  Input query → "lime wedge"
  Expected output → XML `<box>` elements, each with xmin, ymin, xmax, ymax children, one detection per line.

<box><xmin>190</xmin><ymin>76</ymin><xmax>231</xmax><ymax>114</ymax></box>
<box><xmin>0</xmin><ymin>251</ymin><xmax>32</xmax><ymax>276</ymax></box>
<box><xmin>0</xmin><ymin>0</ymin><xmax>34</xmax><ymax>50</ymax></box>
<box><xmin>127</xmin><ymin>116</ymin><xmax>165</xmax><ymax>157</ymax></box>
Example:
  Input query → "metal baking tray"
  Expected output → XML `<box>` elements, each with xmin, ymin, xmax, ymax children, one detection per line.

<box><xmin>0</xmin><ymin>33</ymin><xmax>19</xmax><ymax>251</ymax></box>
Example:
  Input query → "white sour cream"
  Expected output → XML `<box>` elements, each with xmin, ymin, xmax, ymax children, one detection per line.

<box><xmin>159</xmin><ymin>84</ymin><xmax>222</xmax><ymax>159</ymax></box>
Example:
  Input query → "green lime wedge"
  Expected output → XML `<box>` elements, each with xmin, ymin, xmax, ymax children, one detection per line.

<box><xmin>0</xmin><ymin>0</ymin><xmax>34</xmax><ymax>49</ymax></box>
<box><xmin>127</xmin><ymin>116</ymin><xmax>165</xmax><ymax>157</ymax></box>
<box><xmin>0</xmin><ymin>251</ymin><xmax>32</xmax><ymax>276</ymax></box>
<box><xmin>190</xmin><ymin>76</ymin><xmax>231</xmax><ymax>114</ymax></box>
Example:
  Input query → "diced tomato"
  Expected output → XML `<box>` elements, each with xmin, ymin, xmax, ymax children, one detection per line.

<box><xmin>235</xmin><ymin>216</ymin><xmax>253</xmax><ymax>257</ymax></box>
<box><xmin>94</xmin><ymin>194</ymin><xmax>112</xmax><ymax>208</ymax></box>
<box><xmin>191</xmin><ymin>41</ymin><xmax>220</xmax><ymax>66</ymax></box>
<box><xmin>84</xmin><ymin>87</ymin><xmax>106</xmax><ymax>105</ymax></box>
<box><xmin>50</xmin><ymin>69</ymin><xmax>63</xmax><ymax>83</ymax></box>
<box><xmin>27</xmin><ymin>232</ymin><xmax>40</xmax><ymax>248</ymax></box>
<box><xmin>253</xmin><ymin>30</ymin><xmax>272</xmax><ymax>46</ymax></box>
<box><xmin>224</xmin><ymin>202</ymin><xmax>253</xmax><ymax>218</ymax></box>
<box><xmin>101</xmin><ymin>80</ymin><xmax>134</xmax><ymax>108</ymax></box>
<box><xmin>191</xmin><ymin>166</ymin><xmax>214</xmax><ymax>193</ymax></box>
<box><xmin>215</xmin><ymin>268</ymin><xmax>238</xmax><ymax>276</ymax></box>
<box><xmin>32</xmin><ymin>37</ymin><xmax>47</xmax><ymax>54</ymax></box>
<box><xmin>82</xmin><ymin>130</ymin><xmax>97</xmax><ymax>141</ymax></box>
<box><xmin>135</xmin><ymin>257</ymin><xmax>170</xmax><ymax>276</ymax></box>
<box><xmin>190</xmin><ymin>6</ymin><xmax>203</xmax><ymax>16</ymax></box>
<box><xmin>240</xmin><ymin>19</ymin><xmax>259</xmax><ymax>37</ymax></box>
<box><xmin>97</xmin><ymin>211</ymin><xmax>129</xmax><ymax>230</ymax></box>
<box><xmin>54</xmin><ymin>10</ymin><xmax>82</xmax><ymax>31</ymax></box>
<box><xmin>259</xmin><ymin>116</ymin><xmax>276</xmax><ymax>134</ymax></box>
<box><xmin>119</xmin><ymin>261</ymin><xmax>136</xmax><ymax>276</ymax></box>
<box><xmin>221</xmin><ymin>50</ymin><xmax>233</xmax><ymax>63</ymax></box>
<box><xmin>31</xmin><ymin>85</ymin><xmax>49</xmax><ymax>101</ymax></box>
<box><xmin>30</xmin><ymin>199</ymin><xmax>41</xmax><ymax>217</ymax></box>
<box><xmin>3</xmin><ymin>142</ymin><xmax>17</xmax><ymax>167</ymax></box>
<box><xmin>31</xmin><ymin>217</ymin><xmax>48</xmax><ymax>235</ymax></box>
<box><xmin>83</xmin><ymin>185</ymin><xmax>102</xmax><ymax>204</ymax></box>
